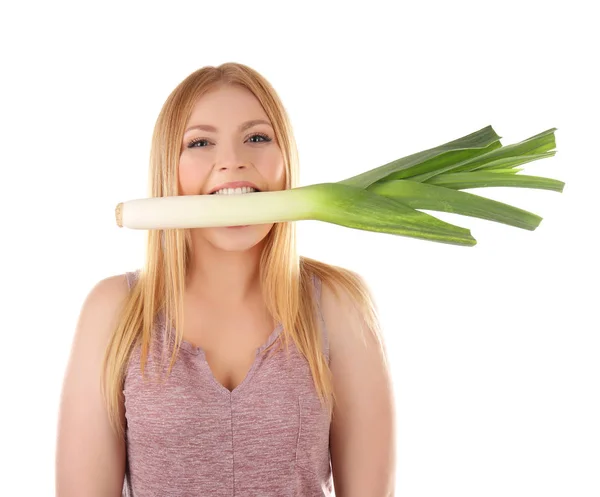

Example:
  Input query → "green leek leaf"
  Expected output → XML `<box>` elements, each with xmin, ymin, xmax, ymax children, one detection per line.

<box><xmin>404</xmin><ymin>128</ymin><xmax>557</xmax><ymax>182</ymax></box>
<box><xmin>425</xmin><ymin>172</ymin><xmax>565</xmax><ymax>192</ymax></box>
<box><xmin>301</xmin><ymin>183</ymin><xmax>476</xmax><ymax>246</ymax></box>
<box><xmin>339</xmin><ymin>125</ymin><xmax>502</xmax><ymax>189</ymax></box>
<box><xmin>366</xmin><ymin>180</ymin><xmax>543</xmax><ymax>230</ymax></box>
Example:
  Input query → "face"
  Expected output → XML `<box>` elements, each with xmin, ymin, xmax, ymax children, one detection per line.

<box><xmin>178</xmin><ymin>84</ymin><xmax>286</xmax><ymax>252</ymax></box>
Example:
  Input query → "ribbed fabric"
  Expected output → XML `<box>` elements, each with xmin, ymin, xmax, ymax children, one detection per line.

<box><xmin>121</xmin><ymin>269</ymin><xmax>333</xmax><ymax>496</ymax></box>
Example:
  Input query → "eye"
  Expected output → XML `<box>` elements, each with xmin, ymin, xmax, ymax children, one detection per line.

<box><xmin>247</xmin><ymin>132</ymin><xmax>272</xmax><ymax>144</ymax></box>
<box><xmin>187</xmin><ymin>138</ymin><xmax>210</xmax><ymax>148</ymax></box>
<box><xmin>186</xmin><ymin>133</ymin><xmax>272</xmax><ymax>149</ymax></box>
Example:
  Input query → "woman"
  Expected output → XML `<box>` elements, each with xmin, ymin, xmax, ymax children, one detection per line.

<box><xmin>56</xmin><ymin>62</ymin><xmax>396</xmax><ymax>496</ymax></box>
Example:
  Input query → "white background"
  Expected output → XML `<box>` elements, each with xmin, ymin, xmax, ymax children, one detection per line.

<box><xmin>1</xmin><ymin>1</ymin><xmax>598</xmax><ymax>495</ymax></box>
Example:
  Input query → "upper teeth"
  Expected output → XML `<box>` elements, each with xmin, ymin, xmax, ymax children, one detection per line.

<box><xmin>213</xmin><ymin>186</ymin><xmax>258</xmax><ymax>195</ymax></box>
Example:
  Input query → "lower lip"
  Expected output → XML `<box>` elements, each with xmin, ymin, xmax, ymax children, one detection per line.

<box><xmin>226</xmin><ymin>225</ymin><xmax>249</xmax><ymax>229</ymax></box>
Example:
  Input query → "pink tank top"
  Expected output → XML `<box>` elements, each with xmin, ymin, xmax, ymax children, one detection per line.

<box><xmin>121</xmin><ymin>269</ymin><xmax>333</xmax><ymax>496</ymax></box>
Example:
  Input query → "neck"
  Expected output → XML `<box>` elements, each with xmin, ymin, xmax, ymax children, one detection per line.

<box><xmin>185</xmin><ymin>235</ymin><xmax>266</xmax><ymax>304</ymax></box>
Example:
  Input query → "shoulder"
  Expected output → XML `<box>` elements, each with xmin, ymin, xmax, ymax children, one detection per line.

<box><xmin>85</xmin><ymin>273</ymin><xmax>130</xmax><ymax>307</ymax></box>
<box><xmin>77</xmin><ymin>273</ymin><xmax>131</xmax><ymax>335</ymax></box>
<box><xmin>303</xmin><ymin>256</ymin><xmax>387</xmax><ymax>358</ymax></box>
<box><xmin>319</xmin><ymin>269</ymin><xmax>384</xmax><ymax>358</ymax></box>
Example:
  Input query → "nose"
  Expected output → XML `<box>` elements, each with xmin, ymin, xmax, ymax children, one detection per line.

<box><xmin>215</xmin><ymin>141</ymin><xmax>251</xmax><ymax>171</ymax></box>
<box><xmin>217</xmin><ymin>162</ymin><xmax>248</xmax><ymax>171</ymax></box>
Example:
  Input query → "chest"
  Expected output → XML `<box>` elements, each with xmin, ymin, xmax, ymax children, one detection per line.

<box><xmin>181</xmin><ymin>300</ymin><xmax>279</xmax><ymax>392</ymax></box>
<box><xmin>123</xmin><ymin>345</ymin><xmax>333</xmax><ymax>489</ymax></box>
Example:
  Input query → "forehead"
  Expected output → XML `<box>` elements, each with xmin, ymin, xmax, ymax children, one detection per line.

<box><xmin>187</xmin><ymin>85</ymin><xmax>268</xmax><ymax>123</ymax></box>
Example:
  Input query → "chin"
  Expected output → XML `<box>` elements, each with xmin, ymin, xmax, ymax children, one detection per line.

<box><xmin>200</xmin><ymin>223</ymin><xmax>274</xmax><ymax>252</ymax></box>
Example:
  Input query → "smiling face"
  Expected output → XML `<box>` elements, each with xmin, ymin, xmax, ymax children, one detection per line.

<box><xmin>178</xmin><ymin>84</ymin><xmax>286</xmax><ymax>252</ymax></box>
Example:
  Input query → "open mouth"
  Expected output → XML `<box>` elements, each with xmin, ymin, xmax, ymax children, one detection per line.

<box><xmin>210</xmin><ymin>186</ymin><xmax>261</xmax><ymax>195</ymax></box>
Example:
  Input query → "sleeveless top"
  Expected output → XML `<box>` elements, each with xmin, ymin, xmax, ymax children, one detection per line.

<box><xmin>121</xmin><ymin>269</ymin><xmax>334</xmax><ymax>497</ymax></box>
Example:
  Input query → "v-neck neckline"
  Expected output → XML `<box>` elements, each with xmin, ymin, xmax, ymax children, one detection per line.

<box><xmin>162</xmin><ymin>316</ymin><xmax>284</xmax><ymax>395</ymax></box>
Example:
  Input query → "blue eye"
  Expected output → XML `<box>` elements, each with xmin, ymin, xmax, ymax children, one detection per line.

<box><xmin>187</xmin><ymin>138</ymin><xmax>210</xmax><ymax>148</ymax></box>
<box><xmin>187</xmin><ymin>133</ymin><xmax>272</xmax><ymax>148</ymax></box>
<box><xmin>247</xmin><ymin>133</ymin><xmax>272</xmax><ymax>143</ymax></box>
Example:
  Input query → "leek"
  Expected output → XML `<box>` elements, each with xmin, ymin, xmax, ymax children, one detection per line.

<box><xmin>115</xmin><ymin>125</ymin><xmax>564</xmax><ymax>247</ymax></box>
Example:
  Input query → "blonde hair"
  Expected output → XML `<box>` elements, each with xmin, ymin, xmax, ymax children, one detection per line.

<box><xmin>101</xmin><ymin>62</ymin><xmax>383</xmax><ymax>440</ymax></box>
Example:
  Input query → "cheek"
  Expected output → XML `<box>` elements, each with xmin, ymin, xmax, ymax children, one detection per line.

<box><xmin>264</xmin><ymin>152</ymin><xmax>286</xmax><ymax>189</ymax></box>
<box><xmin>274</xmin><ymin>162</ymin><xmax>286</xmax><ymax>187</ymax></box>
<box><xmin>178</xmin><ymin>158</ymin><xmax>207</xmax><ymax>195</ymax></box>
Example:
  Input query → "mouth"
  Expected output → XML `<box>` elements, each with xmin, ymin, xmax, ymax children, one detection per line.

<box><xmin>209</xmin><ymin>186</ymin><xmax>261</xmax><ymax>195</ymax></box>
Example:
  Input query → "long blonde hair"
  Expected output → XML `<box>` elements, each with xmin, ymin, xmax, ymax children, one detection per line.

<box><xmin>101</xmin><ymin>62</ymin><xmax>384</xmax><ymax>440</ymax></box>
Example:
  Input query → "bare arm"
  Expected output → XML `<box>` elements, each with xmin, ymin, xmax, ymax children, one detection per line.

<box><xmin>322</xmin><ymin>277</ymin><xmax>396</xmax><ymax>497</ymax></box>
<box><xmin>55</xmin><ymin>274</ymin><xmax>130</xmax><ymax>497</ymax></box>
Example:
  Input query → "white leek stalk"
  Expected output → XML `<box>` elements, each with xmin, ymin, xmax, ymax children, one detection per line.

<box><xmin>116</xmin><ymin>188</ymin><xmax>313</xmax><ymax>229</ymax></box>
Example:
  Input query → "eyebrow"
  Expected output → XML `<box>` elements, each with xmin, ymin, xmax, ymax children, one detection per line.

<box><xmin>184</xmin><ymin>119</ymin><xmax>272</xmax><ymax>135</ymax></box>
